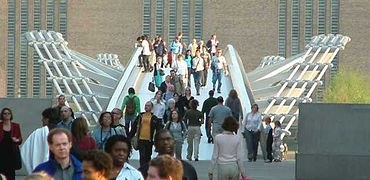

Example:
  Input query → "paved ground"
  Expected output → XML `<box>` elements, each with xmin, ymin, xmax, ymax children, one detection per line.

<box><xmin>16</xmin><ymin>159</ymin><xmax>295</xmax><ymax>180</ymax></box>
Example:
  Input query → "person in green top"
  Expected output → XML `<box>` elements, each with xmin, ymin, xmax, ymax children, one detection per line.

<box><xmin>202</xmin><ymin>90</ymin><xmax>218</xmax><ymax>143</ymax></box>
<box><xmin>184</xmin><ymin>99</ymin><xmax>203</xmax><ymax>161</ymax></box>
<box><xmin>121</xmin><ymin>87</ymin><xmax>141</xmax><ymax>134</ymax></box>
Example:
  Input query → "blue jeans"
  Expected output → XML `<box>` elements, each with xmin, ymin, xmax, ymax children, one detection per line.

<box><xmin>205</xmin><ymin>116</ymin><xmax>212</xmax><ymax>138</ymax></box>
<box><xmin>212</xmin><ymin>70</ymin><xmax>223</xmax><ymax>91</ymax></box>
<box><xmin>125</xmin><ymin>114</ymin><xmax>136</xmax><ymax>134</ymax></box>
<box><xmin>245</xmin><ymin>130</ymin><xmax>260</xmax><ymax>160</ymax></box>
<box><xmin>193</xmin><ymin>71</ymin><xmax>202</xmax><ymax>94</ymax></box>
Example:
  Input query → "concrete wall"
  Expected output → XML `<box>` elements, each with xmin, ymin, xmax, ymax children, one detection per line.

<box><xmin>67</xmin><ymin>0</ymin><xmax>141</xmax><ymax>65</ymax></box>
<box><xmin>297</xmin><ymin>103</ymin><xmax>370</xmax><ymax>180</ymax></box>
<box><xmin>0</xmin><ymin>1</ymin><xmax>7</xmax><ymax>97</ymax></box>
<box><xmin>340</xmin><ymin>0</ymin><xmax>370</xmax><ymax>77</ymax></box>
<box><xmin>203</xmin><ymin>0</ymin><xmax>278</xmax><ymax>72</ymax></box>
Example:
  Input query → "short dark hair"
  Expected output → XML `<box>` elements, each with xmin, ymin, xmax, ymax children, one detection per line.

<box><xmin>208</xmin><ymin>90</ymin><xmax>214</xmax><ymax>97</ymax></box>
<box><xmin>251</xmin><ymin>103</ymin><xmax>259</xmax><ymax>111</ymax></box>
<box><xmin>149</xmin><ymin>155</ymin><xmax>183</xmax><ymax>180</ymax></box>
<box><xmin>42</xmin><ymin>107</ymin><xmax>59</xmax><ymax>123</ymax></box>
<box><xmin>47</xmin><ymin>128</ymin><xmax>72</xmax><ymax>144</ymax></box>
<box><xmin>104</xmin><ymin>135</ymin><xmax>132</xmax><ymax>158</ymax></box>
<box><xmin>82</xmin><ymin>150</ymin><xmax>113</xmax><ymax>179</ymax></box>
<box><xmin>217</xmin><ymin>96</ymin><xmax>224</xmax><ymax>103</ymax></box>
<box><xmin>128</xmin><ymin>87</ymin><xmax>135</xmax><ymax>94</ymax></box>
<box><xmin>221</xmin><ymin>116</ymin><xmax>239</xmax><ymax>132</ymax></box>
<box><xmin>154</xmin><ymin>129</ymin><xmax>173</xmax><ymax>145</ymax></box>
<box><xmin>98</xmin><ymin>112</ymin><xmax>112</xmax><ymax>125</ymax></box>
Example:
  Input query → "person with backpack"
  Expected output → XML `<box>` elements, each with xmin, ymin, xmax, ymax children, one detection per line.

<box><xmin>164</xmin><ymin>110</ymin><xmax>187</xmax><ymax>160</ymax></box>
<box><xmin>121</xmin><ymin>87</ymin><xmax>141</xmax><ymax>134</ymax></box>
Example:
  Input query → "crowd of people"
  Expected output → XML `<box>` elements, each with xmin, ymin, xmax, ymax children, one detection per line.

<box><xmin>137</xmin><ymin>32</ymin><xmax>228</xmax><ymax>96</ymax></box>
<box><xmin>0</xmin><ymin>33</ymin><xmax>288</xmax><ymax>180</ymax></box>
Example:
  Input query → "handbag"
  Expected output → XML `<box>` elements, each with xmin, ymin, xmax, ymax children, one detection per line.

<box><xmin>131</xmin><ymin>134</ymin><xmax>139</xmax><ymax>150</ymax></box>
<box><xmin>131</xmin><ymin>117</ymin><xmax>141</xmax><ymax>150</ymax></box>
<box><xmin>148</xmin><ymin>81</ymin><xmax>155</xmax><ymax>92</ymax></box>
<box><xmin>159</xmin><ymin>69</ymin><xmax>165</xmax><ymax>76</ymax></box>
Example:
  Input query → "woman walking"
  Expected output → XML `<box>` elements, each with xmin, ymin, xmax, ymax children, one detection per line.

<box><xmin>208</xmin><ymin>116</ymin><xmax>246</xmax><ymax>180</ymax></box>
<box><xmin>184</xmin><ymin>99</ymin><xmax>203</xmax><ymax>161</ymax></box>
<box><xmin>165</xmin><ymin>110</ymin><xmax>187</xmax><ymax>160</ymax></box>
<box><xmin>225</xmin><ymin>89</ymin><xmax>243</xmax><ymax>121</ymax></box>
<box><xmin>92</xmin><ymin>112</ymin><xmax>117</xmax><ymax>149</ymax></box>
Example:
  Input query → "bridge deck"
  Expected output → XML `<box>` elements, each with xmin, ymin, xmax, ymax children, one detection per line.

<box><xmin>130</xmin><ymin>67</ymin><xmax>234</xmax><ymax>160</ymax></box>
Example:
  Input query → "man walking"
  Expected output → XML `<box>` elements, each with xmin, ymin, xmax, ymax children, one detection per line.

<box><xmin>57</xmin><ymin>106</ymin><xmax>74</xmax><ymax>131</ymax></box>
<box><xmin>33</xmin><ymin>128</ymin><xmax>82</xmax><ymax>179</ymax></box>
<box><xmin>211</xmin><ymin>49</ymin><xmax>228</xmax><ymax>93</ymax></box>
<box><xmin>130</xmin><ymin>101</ymin><xmax>163</xmax><ymax>167</ymax></box>
<box><xmin>202</xmin><ymin>90</ymin><xmax>218</xmax><ymax>143</ymax></box>
<box><xmin>121</xmin><ymin>87</ymin><xmax>141</xmax><ymax>133</ymax></box>
<box><xmin>192</xmin><ymin>50</ymin><xmax>204</xmax><ymax>96</ymax></box>
<box><xmin>208</xmin><ymin>96</ymin><xmax>232</xmax><ymax>137</ymax></box>
<box><xmin>139</xmin><ymin>129</ymin><xmax>198</xmax><ymax>180</ymax></box>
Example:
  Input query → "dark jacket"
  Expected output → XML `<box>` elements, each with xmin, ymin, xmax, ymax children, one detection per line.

<box><xmin>33</xmin><ymin>155</ymin><xmax>82</xmax><ymax>180</ymax></box>
<box><xmin>129</xmin><ymin>112</ymin><xmax>163</xmax><ymax>142</ymax></box>
<box><xmin>0</xmin><ymin>122</ymin><xmax>22</xmax><ymax>146</ymax></box>
<box><xmin>201</xmin><ymin>97</ymin><xmax>218</xmax><ymax>117</ymax></box>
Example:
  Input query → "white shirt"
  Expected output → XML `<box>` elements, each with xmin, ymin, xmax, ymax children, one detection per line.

<box><xmin>209</xmin><ymin>131</ymin><xmax>245</xmax><ymax>176</ymax></box>
<box><xmin>243</xmin><ymin>112</ymin><xmax>262</xmax><ymax>132</ymax></box>
<box><xmin>177</xmin><ymin>60</ymin><xmax>188</xmax><ymax>75</ymax></box>
<box><xmin>142</xmin><ymin>40</ymin><xmax>151</xmax><ymax>55</ymax></box>
<box><xmin>20</xmin><ymin>126</ymin><xmax>49</xmax><ymax>174</ymax></box>
<box><xmin>151</xmin><ymin>99</ymin><xmax>166</xmax><ymax>119</ymax></box>
<box><xmin>212</xmin><ymin>55</ymin><xmax>227</xmax><ymax>70</ymax></box>
<box><xmin>116</xmin><ymin>163</ymin><xmax>144</xmax><ymax>180</ymax></box>
<box><xmin>192</xmin><ymin>56</ymin><xmax>204</xmax><ymax>72</ymax></box>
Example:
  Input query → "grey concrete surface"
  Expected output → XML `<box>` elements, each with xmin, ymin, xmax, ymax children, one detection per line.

<box><xmin>297</xmin><ymin>103</ymin><xmax>370</xmax><ymax>180</ymax></box>
<box><xmin>17</xmin><ymin>159</ymin><xmax>295</xmax><ymax>180</ymax></box>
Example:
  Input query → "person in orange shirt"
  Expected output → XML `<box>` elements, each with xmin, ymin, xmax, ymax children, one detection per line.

<box><xmin>129</xmin><ymin>101</ymin><xmax>163</xmax><ymax>167</ymax></box>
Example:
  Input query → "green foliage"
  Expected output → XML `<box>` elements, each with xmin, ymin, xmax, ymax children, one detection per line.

<box><xmin>323</xmin><ymin>68</ymin><xmax>370</xmax><ymax>103</ymax></box>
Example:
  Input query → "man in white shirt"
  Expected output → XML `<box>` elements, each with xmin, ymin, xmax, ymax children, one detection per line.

<box><xmin>211</xmin><ymin>49</ymin><xmax>228</xmax><ymax>93</ymax></box>
<box><xmin>141</xmin><ymin>35</ymin><xmax>152</xmax><ymax>72</ymax></box>
<box><xmin>192</xmin><ymin>49</ymin><xmax>204</xmax><ymax>95</ymax></box>
<box><xmin>151</xmin><ymin>91</ymin><xmax>166</xmax><ymax>123</ymax></box>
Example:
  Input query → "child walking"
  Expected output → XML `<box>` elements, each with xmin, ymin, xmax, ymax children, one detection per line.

<box><xmin>264</xmin><ymin>117</ymin><xmax>273</xmax><ymax>163</ymax></box>
<box><xmin>273</xmin><ymin>121</ymin><xmax>282</xmax><ymax>162</ymax></box>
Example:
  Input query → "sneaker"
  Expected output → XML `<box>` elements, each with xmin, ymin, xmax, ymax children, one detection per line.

<box><xmin>195</xmin><ymin>158</ymin><xmax>199</xmax><ymax>161</ymax></box>
<box><xmin>217</xmin><ymin>91</ymin><xmax>221</xmax><ymax>93</ymax></box>
<box><xmin>196</xmin><ymin>93</ymin><xmax>200</xmax><ymax>96</ymax></box>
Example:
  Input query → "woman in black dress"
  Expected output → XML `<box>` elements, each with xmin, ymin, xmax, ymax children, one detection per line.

<box><xmin>0</xmin><ymin>108</ymin><xmax>23</xmax><ymax>180</ymax></box>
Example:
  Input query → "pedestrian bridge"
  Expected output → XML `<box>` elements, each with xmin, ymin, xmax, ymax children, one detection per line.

<box><xmin>25</xmin><ymin>31</ymin><xmax>350</xmax><ymax>160</ymax></box>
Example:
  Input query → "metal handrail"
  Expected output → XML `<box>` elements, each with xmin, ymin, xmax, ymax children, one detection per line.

<box><xmin>106</xmin><ymin>47</ymin><xmax>142</xmax><ymax>111</ymax></box>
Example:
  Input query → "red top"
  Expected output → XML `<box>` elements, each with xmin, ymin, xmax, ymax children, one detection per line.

<box><xmin>0</xmin><ymin>122</ymin><xmax>22</xmax><ymax>149</ymax></box>
<box><xmin>75</xmin><ymin>136</ymin><xmax>97</xmax><ymax>151</ymax></box>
